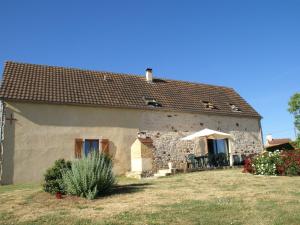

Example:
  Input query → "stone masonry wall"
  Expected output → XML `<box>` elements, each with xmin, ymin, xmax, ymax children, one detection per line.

<box><xmin>148</xmin><ymin>132</ymin><xmax>196</xmax><ymax>172</ymax></box>
<box><xmin>139</xmin><ymin>111</ymin><xmax>263</xmax><ymax>172</ymax></box>
<box><xmin>146</xmin><ymin>130</ymin><xmax>263</xmax><ymax>172</ymax></box>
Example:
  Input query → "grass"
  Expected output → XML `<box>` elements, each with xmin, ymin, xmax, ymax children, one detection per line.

<box><xmin>1</xmin><ymin>169</ymin><xmax>300</xmax><ymax>225</ymax></box>
<box><xmin>0</xmin><ymin>183</ymin><xmax>40</xmax><ymax>194</ymax></box>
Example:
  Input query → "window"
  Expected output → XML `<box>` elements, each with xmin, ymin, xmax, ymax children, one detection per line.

<box><xmin>207</xmin><ymin>139</ymin><xmax>229</xmax><ymax>155</ymax></box>
<box><xmin>84</xmin><ymin>139</ymin><xmax>99</xmax><ymax>156</ymax></box>
<box><xmin>202</xmin><ymin>101</ymin><xmax>218</xmax><ymax>110</ymax></box>
<box><xmin>207</xmin><ymin>139</ymin><xmax>229</xmax><ymax>166</ymax></box>
<box><xmin>229</xmin><ymin>104</ymin><xmax>242</xmax><ymax>112</ymax></box>
<box><xmin>74</xmin><ymin>138</ymin><xmax>109</xmax><ymax>158</ymax></box>
<box><xmin>143</xmin><ymin>97</ymin><xmax>162</xmax><ymax>107</ymax></box>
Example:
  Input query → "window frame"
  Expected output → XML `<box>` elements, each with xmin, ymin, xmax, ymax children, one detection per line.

<box><xmin>74</xmin><ymin>138</ymin><xmax>110</xmax><ymax>158</ymax></box>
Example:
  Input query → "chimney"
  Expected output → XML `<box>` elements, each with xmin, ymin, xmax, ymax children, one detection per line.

<box><xmin>265</xmin><ymin>134</ymin><xmax>273</xmax><ymax>146</ymax></box>
<box><xmin>146</xmin><ymin>68</ymin><xmax>153</xmax><ymax>82</ymax></box>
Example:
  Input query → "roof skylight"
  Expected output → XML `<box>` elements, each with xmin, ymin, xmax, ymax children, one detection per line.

<box><xmin>202</xmin><ymin>101</ymin><xmax>218</xmax><ymax>110</ymax></box>
<box><xmin>143</xmin><ymin>97</ymin><xmax>162</xmax><ymax>107</ymax></box>
<box><xmin>229</xmin><ymin>104</ymin><xmax>242</xmax><ymax>112</ymax></box>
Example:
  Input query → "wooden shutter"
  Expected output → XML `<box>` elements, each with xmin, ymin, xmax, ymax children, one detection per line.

<box><xmin>101</xmin><ymin>139</ymin><xmax>109</xmax><ymax>155</ymax></box>
<box><xmin>75</xmin><ymin>138</ymin><xmax>83</xmax><ymax>158</ymax></box>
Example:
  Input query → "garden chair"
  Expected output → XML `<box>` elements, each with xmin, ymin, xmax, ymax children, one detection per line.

<box><xmin>186</xmin><ymin>154</ymin><xmax>199</xmax><ymax>169</ymax></box>
<box><xmin>199</xmin><ymin>156</ymin><xmax>209</xmax><ymax>168</ymax></box>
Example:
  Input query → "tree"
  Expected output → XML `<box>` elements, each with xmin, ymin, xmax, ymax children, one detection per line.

<box><xmin>288</xmin><ymin>93</ymin><xmax>300</xmax><ymax>147</ymax></box>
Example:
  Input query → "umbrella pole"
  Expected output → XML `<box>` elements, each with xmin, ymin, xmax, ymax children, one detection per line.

<box><xmin>205</xmin><ymin>136</ymin><xmax>209</xmax><ymax>167</ymax></box>
<box><xmin>205</xmin><ymin>136</ymin><xmax>208</xmax><ymax>155</ymax></box>
<box><xmin>228</xmin><ymin>139</ymin><xmax>233</xmax><ymax>166</ymax></box>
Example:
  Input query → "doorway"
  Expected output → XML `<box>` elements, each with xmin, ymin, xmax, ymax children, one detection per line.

<box><xmin>207</xmin><ymin>139</ymin><xmax>229</xmax><ymax>167</ymax></box>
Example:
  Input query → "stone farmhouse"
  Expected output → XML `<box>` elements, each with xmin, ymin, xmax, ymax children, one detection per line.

<box><xmin>0</xmin><ymin>62</ymin><xmax>263</xmax><ymax>184</ymax></box>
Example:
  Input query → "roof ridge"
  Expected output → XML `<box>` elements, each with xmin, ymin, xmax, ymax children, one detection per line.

<box><xmin>4</xmin><ymin>61</ymin><xmax>233</xmax><ymax>90</ymax></box>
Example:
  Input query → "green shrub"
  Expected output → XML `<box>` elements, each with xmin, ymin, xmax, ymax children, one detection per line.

<box><xmin>43</xmin><ymin>159</ymin><xmax>72</xmax><ymax>194</ymax></box>
<box><xmin>253</xmin><ymin>151</ymin><xmax>281</xmax><ymax>176</ymax></box>
<box><xmin>62</xmin><ymin>152</ymin><xmax>115</xmax><ymax>200</ymax></box>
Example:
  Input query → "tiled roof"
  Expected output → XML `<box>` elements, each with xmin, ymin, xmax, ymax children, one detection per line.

<box><xmin>267</xmin><ymin>138</ymin><xmax>292</xmax><ymax>146</ymax></box>
<box><xmin>0</xmin><ymin>61</ymin><xmax>261</xmax><ymax>118</ymax></box>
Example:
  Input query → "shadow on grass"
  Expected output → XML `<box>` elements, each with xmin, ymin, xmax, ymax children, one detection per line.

<box><xmin>100</xmin><ymin>183</ymin><xmax>152</xmax><ymax>197</ymax></box>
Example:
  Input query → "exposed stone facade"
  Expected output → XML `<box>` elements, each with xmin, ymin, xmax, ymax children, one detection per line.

<box><xmin>149</xmin><ymin>132</ymin><xmax>196</xmax><ymax>172</ymax></box>
<box><xmin>130</xmin><ymin>130</ymin><xmax>259</xmax><ymax>176</ymax></box>
<box><xmin>141</xmin><ymin>112</ymin><xmax>263</xmax><ymax>172</ymax></box>
<box><xmin>146</xmin><ymin>129</ymin><xmax>263</xmax><ymax>172</ymax></box>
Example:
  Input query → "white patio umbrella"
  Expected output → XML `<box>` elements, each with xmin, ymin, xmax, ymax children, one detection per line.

<box><xmin>181</xmin><ymin>128</ymin><xmax>234</xmax><ymax>165</ymax></box>
<box><xmin>181</xmin><ymin>128</ymin><xmax>233</xmax><ymax>141</ymax></box>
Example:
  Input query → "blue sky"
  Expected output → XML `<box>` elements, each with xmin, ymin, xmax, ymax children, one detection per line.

<box><xmin>0</xmin><ymin>0</ymin><xmax>299</xmax><ymax>139</ymax></box>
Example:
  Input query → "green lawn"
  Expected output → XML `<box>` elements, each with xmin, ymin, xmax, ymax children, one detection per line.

<box><xmin>1</xmin><ymin>169</ymin><xmax>300</xmax><ymax>225</ymax></box>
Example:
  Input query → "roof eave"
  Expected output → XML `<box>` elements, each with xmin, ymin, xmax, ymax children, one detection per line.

<box><xmin>1</xmin><ymin>98</ymin><xmax>262</xmax><ymax>119</ymax></box>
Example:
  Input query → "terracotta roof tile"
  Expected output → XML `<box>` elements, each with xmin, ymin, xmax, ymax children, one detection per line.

<box><xmin>0</xmin><ymin>61</ymin><xmax>261</xmax><ymax>118</ymax></box>
<box><xmin>268</xmin><ymin>138</ymin><xmax>291</xmax><ymax>146</ymax></box>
